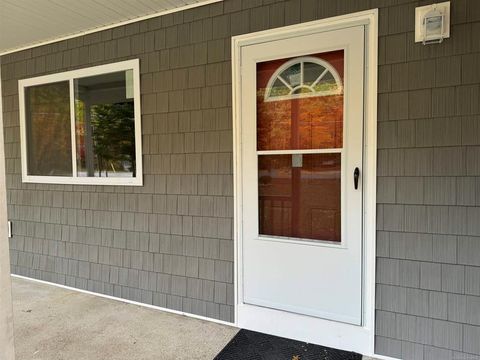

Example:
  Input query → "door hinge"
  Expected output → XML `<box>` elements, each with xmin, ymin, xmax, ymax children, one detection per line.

<box><xmin>7</xmin><ymin>221</ymin><xmax>12</xmax><ymax>238</ymax></box>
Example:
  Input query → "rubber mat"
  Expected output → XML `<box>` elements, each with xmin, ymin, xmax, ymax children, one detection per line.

<box><xmin>214</xmin><ymin>329</ymin><xmax>362</xmax><ymax>360</ymax></box>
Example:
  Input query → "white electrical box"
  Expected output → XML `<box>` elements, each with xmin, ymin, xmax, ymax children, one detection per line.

<box><xmin>415</xmin><ymin>2</ymin><xmax>450</xmax><ymax>44</ymax></box>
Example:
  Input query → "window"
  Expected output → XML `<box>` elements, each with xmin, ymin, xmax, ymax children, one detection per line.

<box><xmin>264</xmin><ymin>56</ymin><xmax>343</xmax><ymax>102</ymax></box>
<box><xmin>256</xmin><ymin>51</ymin><xmax>344</xmax><ymax>242</ymax></box>
<box><xmin>19</xmin><ymin>60</ymin><xmax>142</xmax><ymax>185</ymax></box>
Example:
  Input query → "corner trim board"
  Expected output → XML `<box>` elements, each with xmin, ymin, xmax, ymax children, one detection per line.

<box><xmin>0</xmin><ymin>57</ymin><xmax>16</xmax><ymax>360</ymax></box>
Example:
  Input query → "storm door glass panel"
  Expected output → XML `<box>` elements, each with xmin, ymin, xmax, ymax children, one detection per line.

<box><xmin>74</xmin><ymin>71</ymin><xmax>136</xmax><ymax>178</ymax></box>
<box><xmin>256</xmin><ymin>51</ymin><xmax>344</xmax><ymax>242</ymax></box>
<box><xmin>257</xmin><ymin>50</ymin><xmax>344</xmax><ymax>151</ymax></box>
<box><xmin>259</xmin><ymin>154</ymin><xmax>341</xmax><ymax>241</ymax></box>
<box><xmin>25</xmin><ymin>81</ymin><xmax>72</xmax><ymax>176</ymax></box>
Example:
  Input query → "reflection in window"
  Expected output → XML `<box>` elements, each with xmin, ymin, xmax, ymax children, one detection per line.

<box><xmin>256</xmin><ymin>51</ymin><xmax>344</xmax><ymax>243</ymax></box>
<box><xmin>25</xmin><ymin>82</ymin><xmax>72</xmax><ymax>176</ymax></box>
<box><xmin>19</xmin><ymin>60</ymin><xmax>141</xmax><ymax>185</ymax></box>
<box><xmin>257</xmin><ymin>51</ymin><xmax>345</xmax><ymax>151</ymax></box>
<box><xmin>74</xmin><ymin>71</ymin><xmax>135</xmax><ymax>178</ymax></box>
<box><xmin>264</xmin><ymin>56</ymin><xmax>343</xmax><ymax>102</ymax></box>
<box><xmin>258</xmin><ymin>154</ymin><xmax>341</xmax><ymax>242</ymax></box>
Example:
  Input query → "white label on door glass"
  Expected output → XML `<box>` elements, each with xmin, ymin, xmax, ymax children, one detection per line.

<box><xmin>292</xmin><ymin>154</ymin><xmax>303</xmax><ymax>167</ymax></box>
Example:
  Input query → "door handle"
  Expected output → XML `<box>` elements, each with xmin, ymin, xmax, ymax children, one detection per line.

<box><xmin>354</xmin><ymin>167</ymin><xmax>360</xmax><ymax>190</ymax></box>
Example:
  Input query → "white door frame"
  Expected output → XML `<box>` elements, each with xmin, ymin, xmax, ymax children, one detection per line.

<box><xmin>232</xmin><ymin>9</ymin><xmax>378</xmax><ymax>356</ymax></box>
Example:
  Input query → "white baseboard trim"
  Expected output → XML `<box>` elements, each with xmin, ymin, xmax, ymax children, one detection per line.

<box><xmin>368</xmin><ymin>354</ymin><xmax>401</xmax><ymax>360</ymax></box>
<box><xmin>11</xmin><ymin>274</ymin><xmax>237</xmax><ymax>329</ymax></box>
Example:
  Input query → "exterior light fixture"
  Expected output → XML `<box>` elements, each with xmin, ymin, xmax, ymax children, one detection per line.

<box><xmin>415</xmin><ymin>2</ymin><xmax>450</xmax><ymax>45</ymax></box>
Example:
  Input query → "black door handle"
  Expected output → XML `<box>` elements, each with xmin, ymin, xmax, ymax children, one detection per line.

<box><xmin>354</xmin><ymin>167</ymin><xmax>360</xmax><ymax>190</ymax></box>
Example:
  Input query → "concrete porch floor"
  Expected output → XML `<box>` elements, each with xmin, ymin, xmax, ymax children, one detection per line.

<box><xmin>11</xmin><ymin>277</ymin><xmax>238</xmax><ymax>360</ymax></box>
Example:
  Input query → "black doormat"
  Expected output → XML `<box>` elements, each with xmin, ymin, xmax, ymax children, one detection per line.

<box><xmin>214</xmin><ymin>329</ymin><xmax>362</xmax><ymax>360</ymax></box>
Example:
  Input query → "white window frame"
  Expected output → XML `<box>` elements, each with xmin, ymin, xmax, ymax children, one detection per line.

<box><xmin>18</xmin><ymin>59</ymin><xmax>143</xmax><ymax>186</ymax></box>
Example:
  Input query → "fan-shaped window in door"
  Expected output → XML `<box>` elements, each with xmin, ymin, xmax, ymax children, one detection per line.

<box><xmin>256</xmin><ymin>50</ymin><xmax>344</xmax><ymax>151</ymax></box>
<box><xmin>264</xmin><ymin>56</ymin><xmax>343</xmax><ymax>102</ymax></box>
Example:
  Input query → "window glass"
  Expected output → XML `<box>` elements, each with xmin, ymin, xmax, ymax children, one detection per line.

<box><xmin>256</xmin><ymin>51</ymin><xmax>344</xmax><ymax>243</ymax></box>
<box><xmin>258</xmin><ymin>153</ymin><xmax>341</xmax><ymax>242</ymax></box>
<box><xmin>20</xmin><ymin>60</ymin><xmax>141</xmax><ymax>185</ymax></box>
<box><xmin>74</xmin><ymin>71</ymin><xmax>136</xmax><ymax>178</ymax></box>
<box><xmin>256</xmin><ymin>50</ymin><xmax>344</xmax><ymax>151</ymax></box>
<box><xmin>25</xmin><ymin>81</ymin><xmax>72</xmax><ymax>176</ymax></box>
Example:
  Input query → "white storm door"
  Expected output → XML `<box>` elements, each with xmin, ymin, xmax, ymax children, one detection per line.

<box><xmin>240</xmin><ymin>25</ymin><xmax>364</xmax><ymax>325</ymax></box>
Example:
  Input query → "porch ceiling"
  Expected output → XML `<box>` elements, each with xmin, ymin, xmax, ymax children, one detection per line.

<box><xmin>0</xmin><ymin>0</ymin><xmax>217</xmax><ymax>55</ymax></box>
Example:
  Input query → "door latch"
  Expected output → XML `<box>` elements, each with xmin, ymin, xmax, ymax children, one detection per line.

<box><xmin>354</xmin><ymin>167</ymin><xmax>360</xmax><ymax>190</ymax></box>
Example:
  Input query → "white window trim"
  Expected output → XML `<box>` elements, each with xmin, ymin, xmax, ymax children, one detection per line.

<box><xmin>18</xmin><ymin>59</ymin><xmax>143</xmax><ymax>186</ymax></box>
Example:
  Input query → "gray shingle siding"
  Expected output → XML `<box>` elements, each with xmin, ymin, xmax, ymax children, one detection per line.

<box><xmin>375</xmin><ymin>0</ymin><xmax>480</xmax><ymax>358</ymax></box>
<box><xmin>2</xmin><ymin>0</ymin><xmax>236</xmax><ymax>323</ymax></box>
<box><xmin>2</xmin><ymin>0</ymin><xmax>480</xmax><ymax>358</ymax></box>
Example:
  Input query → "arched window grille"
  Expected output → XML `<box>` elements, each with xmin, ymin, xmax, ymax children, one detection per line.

<box><xmin>263</xmin><ymin>56</ymin><xmax>343</xmax><ymax>102</ymax></box>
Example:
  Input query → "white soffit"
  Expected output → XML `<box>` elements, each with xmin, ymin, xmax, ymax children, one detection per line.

<box><xmin>0</xmin><ymin>0</ymin><xmax>220</xmax><ymax>55</ymax></box>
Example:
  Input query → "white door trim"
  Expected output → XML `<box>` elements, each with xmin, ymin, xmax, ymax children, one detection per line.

<box><xmin>231</xmin><ymin>9</ymin><xmax>378</xmax><ymax>356</ymax></box>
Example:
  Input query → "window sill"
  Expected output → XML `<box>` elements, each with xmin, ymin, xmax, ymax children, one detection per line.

<box><xmin>22</xmin><ymin>175</ymin><xmax>143</xmax><ymax>186</ymax></box>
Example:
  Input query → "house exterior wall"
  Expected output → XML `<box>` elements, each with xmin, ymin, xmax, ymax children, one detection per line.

<box><xmin>1</xmin><ymin>0</ymin><xmax>480</xmax><ymax>358</ymax></box>
<box><xmin>374</xmin><ymin>1</ymin><xmax>480</xmax><ymax>358</ymax></box>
